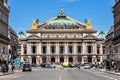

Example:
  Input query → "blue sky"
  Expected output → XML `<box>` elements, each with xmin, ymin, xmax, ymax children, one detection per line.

<box><xmin>8</xmin><ymin>0</ymin><xmax>114</xmax><ymax>34</ymax></box>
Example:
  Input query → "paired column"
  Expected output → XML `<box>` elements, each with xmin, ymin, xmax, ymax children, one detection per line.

<box><xmin>100</xmin><ymin>44</ymin><xmax>103</xmax><ymax>55</ymax></box>
<box><xmin>82</xmin><ymin>42</ymin><xmax>86</xmax><ymax>54</ymax></box>
<box><xmin>65</xmin><ymin>42</ymin><xmax>68</xmax><ymax>54</ymax></box>
<box><xmin>93</xmin><ymin>43</ymin><xmax>97</xmax><ymax>54</ymax></box>
<box><xmin>47</xmin><ymin>42</ymin><xmax>50</xmax><ymax>54</ymax></box>
<box><xmin>38</xmin><ymin>42</ymin><xmax>41</xmax><ymax>54</ymax></box>
<box><xmin>56</xmin><ymin>42</ymin><xmax>59</xmax><ymax>54</ymax></box>
<box><xmin>27</xmin><ymin>43</ymin><xmax>31</xmax><ymax>55</ymax></box>
<box><xmin>73</xmin><ymin>43</ymin><xmax>77</xmax><ymax>54</ymax></box>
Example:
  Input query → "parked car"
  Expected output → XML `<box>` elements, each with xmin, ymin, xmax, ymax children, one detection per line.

<box><xmin>69</xmin><ymin>63</ymin><xmax>74</xmax><ymax>68</ymax></box>
<box><xmin>22</xmin><ymin>63</ymin><xmax>32</xmax><ymax>72</ymax></box>
<box><xmin>45</xmin><ymin>64</ymin><xmax>56</xmax><ymax>68</ymax></box>
<box><xmin>1</xmin><ymin>64</ymin><xmax>8</xmax><ymax>73</ymax></box>
<box><xmin>32</xmin><ymin>63</ymin><xmax>36</xmax><ymax>67</ymax></box>
<box><xmin>40</xmin><ymin>63</ymin><xmax>46</xmax><ymax>68</ymax></box>
<box><xmin>74</xmin><ymin>62</ymin><xmax>81</xmax><ymax>67</ymax></box>
<box><xmin>84</xmin><ymin>64</ymin><xmax>91</xmax><ymax>69</ymax></box>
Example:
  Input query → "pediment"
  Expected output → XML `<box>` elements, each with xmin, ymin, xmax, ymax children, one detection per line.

<box><xmin>27</xmin><ymin>34</ymin><xmax>39</xmax><ymax>39</ymax></box>
<box><xmin>84</xmin><ymin>35</ymin><xmax>97</xmax><ymax>39</ymax></box>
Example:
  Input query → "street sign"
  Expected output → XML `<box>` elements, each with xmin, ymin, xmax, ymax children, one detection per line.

<box><xmin>13</xmin><ymin>58</ymin><xmax>21</xmax><ymax>68</ymax></box>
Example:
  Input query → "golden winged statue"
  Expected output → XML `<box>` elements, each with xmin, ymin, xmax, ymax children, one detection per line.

<box><xmin>31</xmin><ymin>20</ymin><xmax>38</xmax><ymax>29</ymax></box>
<box><xmin>86</xmin><ymin>20</ymin><xmax>92</xmax><ymax>29</ymax></box>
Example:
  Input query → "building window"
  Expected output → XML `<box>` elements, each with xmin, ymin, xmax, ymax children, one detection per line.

<box><xmin>69</xmin><ymin>46</ymin><xmax>73</xmax><ymax>53</ymax></box>
<box><xmin>59</xmin><ymin>46</ymin><xmax>64</xmax><ymax>54</ymax></box>
<box><xmin>77</xmin><ymin>46</ymin><xmax>81</xmax><ymax>53</ymax></box>
<box><xmin>87</xmin><ymin>46</ymin><xmax>92</xmax><ymax>53</ymax></box>
<box><xmin>43</xmin><ymin>46</ymin><xmax>46</xmax><ymax>54</ymax></box>
<box><xmin>32</xmin><ymin>46</ymin><xmax>36</xmax><ymax>54</ymax></box>
<box><xmin>24</xmin><ymin>45</ymin><xmax>27</xmax><ymax>54</ymax></box>
<box><xmin>97</xmin><ymin>47</ymin><xmax>100</xmax><ymax>54</ymax></box>
<box><xmin>51</xmin><ymin>46</ymin><xmax>55</xmax><ymax>54</ymax></box>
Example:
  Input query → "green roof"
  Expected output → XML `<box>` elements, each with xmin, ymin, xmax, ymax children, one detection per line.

<box><xmin>97</xmin><ymin>31</ymin><xmax>106</xmax><ymax>39</ymax></box>
<box><xmin>47</xmin><ymin>17</ymin><xmax>78</xmax><ymax>26</ymax></box>
<box><xmin>18</xmin><ymin>31</ymin><xmax>25</xmax><ymax>39</ymax></box>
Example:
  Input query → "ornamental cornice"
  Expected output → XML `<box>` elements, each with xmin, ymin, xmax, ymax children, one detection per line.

<box><xmin>27</xmin><ymin>29</ymin><xmax>97</xmax><ymax>33</ymax></box>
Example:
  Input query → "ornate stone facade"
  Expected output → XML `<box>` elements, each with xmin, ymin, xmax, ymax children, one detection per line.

<box><xmin>113</xmin><ymin>0</ymin><xmax>120</xmax><ymax>54</ymax></box>
<box><xmin>19</xmin><ymin>8</ymin><xmax>104</xmax><ymax>65</ymax></box>
<box><xmin>0</xmin><ymin>0</ymin><xmax>10</xmax><ymax>60</ymax></box>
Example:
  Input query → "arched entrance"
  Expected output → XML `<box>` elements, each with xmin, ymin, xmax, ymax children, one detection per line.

<box><xmin>51</xmin><ymin>57</ymin><xmax>55</xmax><ymax>63</ymax></box>
<box><xmin>77</xmin><ymin>56</ymin><xmax>82</xmax><ymax>62</ymax></box>
<box><xmin>42</xmin><ymin>57</ymin><xmax>46</xmax><ymax>63</ymax></box>
<box><xmin>69</xmin><ymin>57</ymin><xmax>73</xmax><ymax>63</ymax></box>
<box><xmin>60</xmin><ymin>57</ymin><xmax>64</xmax><ymax>63</ymax></box>
<box><xmin>32</xmin><ymin>56</ymin><xmax>36</xmax><ymax>65</ymax></box>
<box><xmin>88</xmin><ymin>56</ymin><xmax>92</xmax><ymax>63</ymax></box>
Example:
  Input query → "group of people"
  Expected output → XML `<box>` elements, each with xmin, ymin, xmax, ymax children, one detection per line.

<box><xmin>1</xmin><ymin>63</ymin><xmax>15</xmax><ymax>73</ymax></box>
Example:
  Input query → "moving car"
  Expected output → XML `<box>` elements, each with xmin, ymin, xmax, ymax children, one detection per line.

<box><xmin>22</xmin><ymin>63</ymin><xmax>32</xmax><ymax>72</ymax></box>
<box><xmin>84</xmin><ymin>64</ymin><xmax>91</xmax><ymax>69</ymax></box>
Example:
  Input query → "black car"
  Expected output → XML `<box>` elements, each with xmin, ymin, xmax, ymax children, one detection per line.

<box><xmin>40</xmin><ymin>63</ymin><xmax>46</xmax><ymax>68</ymax></box>
<box><xmin>22</xmin><ymin>63</ymin><xmax>32</xmax><ymax>72</ymax></box>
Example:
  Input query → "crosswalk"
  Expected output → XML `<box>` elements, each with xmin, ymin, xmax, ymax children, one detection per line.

<box><xmin>31</xmin><ymin>67</ymin><xmax>77</xmax><ymax>71</ymax></box>
<box><xmin>0</xmin><ymin>73</ymin><xmax>24</xmax><ymax>79</ymax></box>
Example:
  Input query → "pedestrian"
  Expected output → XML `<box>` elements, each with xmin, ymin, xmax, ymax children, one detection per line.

<box><xmin>11</xmin><ymin>63</ymin><xmax>15</xmax><ymax>72</ymax></box>
<box><xmin>8</xmin><ymin>63</ymin><xmax>12</xmax><ymax>73</ymax></box>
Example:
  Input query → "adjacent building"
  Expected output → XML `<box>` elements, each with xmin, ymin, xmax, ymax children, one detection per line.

<box><xmin>105</xmin><ymin>26</ymin><xmax>114</xmax><ymax>60</ymax></box>
<box><xmin>112</xmin><ymin>0</ymin><xmax>120</xmax><ymax>54</ymax></box>
<box><xmin>19</xmin><ymin>7</ymin><xmax>105</xmax><ymax>65</ymax></box>
<box><xmin>8</xmin><ymin>26</ymin><xmax>18</xmax><ymax>60</ymax></box>
<box><xmin>0</xmin><ymin>0</ymin><xmax>10</xmax><ymax>60</ymax></box>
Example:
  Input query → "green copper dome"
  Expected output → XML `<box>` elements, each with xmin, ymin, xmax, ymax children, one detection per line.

<box><xmin>45</xmin><ymin>7</ymin><xmax>79</xmax><ymax>29</ymax></box>
<box><xmin>18</xmin><ymin>31</ymin><xmax>26</xmax><ymax>39</ymax></box>
<box><xmin>47</xmin><ymin>17</ymin><xmax>78</xmax><ymax>26</ymax></box>
<box><xmin>97</xmin><ymin>31</ymin><xmax>106</xmax><ymax>39</ymax></box>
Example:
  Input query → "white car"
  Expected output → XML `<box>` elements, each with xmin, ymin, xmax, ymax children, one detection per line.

<box><xmin>84</xmin><ymin>64</ymin><xmax>91</xmax><ymax>69</ymax></box>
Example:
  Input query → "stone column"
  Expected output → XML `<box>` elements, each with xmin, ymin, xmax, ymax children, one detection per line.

<box><xmin>47</xmin><ymin>42</ymin><xmax>50</xmax><ymax>54</ymax></box>
<box><xmin>27</xmin><ymin>43</ymin><xmax>31</xmax><ymax>55</ymax></box>
<box><xmin>36</xmin><ymin>56</ymin><xmax>40</xmax><ymax>65</ymax></box>
<box><xmin>73</xmin><ymin>56</ymin><xmax>77</xmax><ymax>63</ymax></box>
<box><xmin>56</xmin><ymin>42</ymin><xmax>59</xmax><ymax>54</ymax></box>
<box><xmin>64</xmin><ymin>56</ymin><xmax>68</xmax><ymax>62</ymax></box>
<box><xmin>37</xmin><ymin>42</ymin><xmax>41</xmax><ymax>54</ymax></box>
<box><xmin>65</xmin><ymin>42</ymin><xmax>68</xmax><ymax>54</ymax></box>
<box><xmin>55</xmin><ymin>56</ymin><xmax>59</xmax><ymax>63</ymax></box>
<box><xmin>39</xmin><ymin>42</ymin><xmax>41</xmax><ymax>54</ymax></box>
<box><xmin>100</xmin><ymin>56</ymin><xmax>103</xmax><ymax>62</ymax></box>
<box><xmin>36</xmin><ymin>43</ymin><xmax>39</xmax><ymax>54</ymax></box>
<box><xmin>73</xmin><ymin>43</ymin><xmax>77</xmax><ymax>54</ymax></box>
<box><xmin>92</xmin><ymin>56</ymin><xmax>96</xmax><ymax>64</ymax></box>
<box><xmin>100</xmin><ymin>44</ymin><xmax>103</xmax><ymax>55</ymax></box>
<box><xmin>94</xmin><ymin>43</ymin><xmax>97</xmax><ymax>54</ymax></box>
<box><xmin>28</xmin><ymin>56</ymin><xmax>32</xmax><ymax>64</ymax></box>
<box><xmin>39</xmin><ymin>56</ymin><xmax>42</xmax><ymax>63</ymax></box>
<box><xmin>84</xmin><ymin>56</ymin><xmax>87</xmax><ymax>63</ymax></box>
<box><xmin>21</xmin><ymin>43</ymin><xmax>24</xmax><ymax>55</ymax></box>
<box><xmin>21</xmin><ymin>56</ymin><xmax>24</xmax><ymax>62</ymax></box>
<box><xmin>81</xmin><ymin>56</ymin><xmax>84</xmax><ymax>63</ymax></box>
<box><xmin>82</xmin><ymin>42</ymin><xmax>86</xmax><ymax>54</ymax></box>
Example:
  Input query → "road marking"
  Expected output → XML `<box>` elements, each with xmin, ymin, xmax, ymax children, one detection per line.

<box><xmin>59</xmin><ymin>75</ymin><xmax>62</xmax><ymax>80</ymax></box>
<box><xmin>13</xmin><ymin>74</ymin><xmax>24</xmax><ymax>78</ymax></box>
<box><xmin>83</xmin><ymin>69</ymin><xmax>118</xmax><ymax>80</ymax></box>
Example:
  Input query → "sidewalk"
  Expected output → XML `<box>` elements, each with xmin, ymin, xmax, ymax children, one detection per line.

<box><xmin>98</xmin><ymin>69</ymin><xmax>120</xmax><ymax>76</ymax></box>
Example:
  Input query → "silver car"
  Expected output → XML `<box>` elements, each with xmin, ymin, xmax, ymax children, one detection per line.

<box><xmin>84</xmin><ymin>64</ymin><xmax>91</xmax><ymax>69</ymax></box>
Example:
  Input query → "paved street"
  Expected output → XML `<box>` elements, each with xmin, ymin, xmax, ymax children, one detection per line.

<box><xmin>0</xmin><ymin>67</ymin><xmax>120</xmax><ymax>80</ymax></box>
